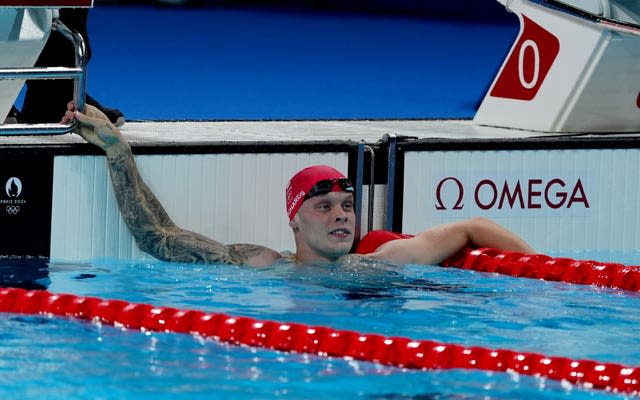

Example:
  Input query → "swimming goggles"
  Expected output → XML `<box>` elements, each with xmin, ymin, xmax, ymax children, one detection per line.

<box><xmin>306</xmin><ymin>178</ymin><xmax>354</xmax><ymax>199</ymax></box>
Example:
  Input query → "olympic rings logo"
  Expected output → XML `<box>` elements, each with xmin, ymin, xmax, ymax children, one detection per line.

<box><xmin>5</xmin><ymin>206</ymin><xmax>20</xmax><ymax>215</ymax></box>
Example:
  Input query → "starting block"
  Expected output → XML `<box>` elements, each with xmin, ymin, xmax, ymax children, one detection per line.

<box><xmin>474</xmin><ymin>0</ymin><xmax>640</xmax><ymax>133</ymax></box>
<box><xmin>0</xmin><ymin>0</ymin><xmax>91</xmax><ymax>135</ymax></box>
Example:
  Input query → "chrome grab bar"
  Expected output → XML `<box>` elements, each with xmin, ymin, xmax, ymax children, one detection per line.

<box><xmin>529</xmin><ymin>0</ymin><xmax>640</xmax><ymax>37</ymax></box>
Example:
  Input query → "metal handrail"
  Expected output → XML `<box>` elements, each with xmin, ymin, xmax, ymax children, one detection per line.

<box><xmin>0</xmin><ymin>17</ymin><xmax>87</xmax><ymax>135</ymax></box>
<box><xmin>364</xmin><ymin>145</ymin><xmax>375</xmax><ymax>233</ymax></box>
<box><xmin>529</xmin><ymin>0</ymin><xmax>640</xmax><ymax>37</ymax></box>
<box><xmin>0</xmin><ymin>121</ymin><xmax>77</xmax><ymax>135</ymax></box>
<box><xmin>0</xmin><ymin>66</ymin><xmax>83</xmax><ymax>80</ymax></box>
<box><xmin>384</xmin><ymin>134</ymin><xmax>397</xmax><ymax>232</ymax></box>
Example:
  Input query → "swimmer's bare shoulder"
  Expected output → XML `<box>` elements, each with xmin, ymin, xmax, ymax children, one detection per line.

<box><xmin>224</xmin><ymin>243</ymin><xmax>283</xmax><ymax>267</ymax></box>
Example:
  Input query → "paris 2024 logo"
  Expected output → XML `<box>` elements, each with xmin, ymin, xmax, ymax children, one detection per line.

<box><xmin>2</xmin><ymin>177</ymin><xmax>25</xmax><ymax>215</ymax></box>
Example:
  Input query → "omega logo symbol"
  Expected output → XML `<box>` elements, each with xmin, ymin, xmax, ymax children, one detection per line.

<box><xmin>5</xmin><ymin>177</ymin><xmax>22</xmax><ymax>198</ymax></box>
<box><xmin>435</xmin><ymin>177</ymin><xmax>464</xmax><ymax>210</ymax></box>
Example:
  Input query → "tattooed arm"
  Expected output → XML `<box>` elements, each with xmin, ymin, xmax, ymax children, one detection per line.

<box><xmin>106</xmin><ymin>151</ymin><xmax>281</xmax><ymax>266</ymax></box>
<box><xmin>62</xmin><ymin>103</ymin><xmax>282</xmax><ymax>267</ymax></box>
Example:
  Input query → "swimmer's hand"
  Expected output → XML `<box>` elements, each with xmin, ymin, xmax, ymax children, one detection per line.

<box><xmin>62</xmin><ymin>101</ymin><xmax>130</xmax><ymax>159</ymax></box>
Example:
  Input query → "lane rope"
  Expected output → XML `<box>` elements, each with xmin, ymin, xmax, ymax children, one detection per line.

<box><xmin>441</xmin><ymin>248</ymin><xmax>640</xmax><ymax>292</ymax></box>
<box><xmin>0</xmin><ymin>286</ymin><xmax>637</xmax><ymax>395</ymax></box>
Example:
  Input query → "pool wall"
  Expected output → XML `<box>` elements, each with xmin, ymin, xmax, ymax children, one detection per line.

<box><xmin>2</xmin><ymin>131</ymin><xmax>640</xmax><ymax>260</ymax></box>
<box><xmin>49</xmin><ymin>141</ymin><xmax>362</xmax><ymax>261</ymax></box>
<box><xmin>398</xmin><ymin>138</ymin><xmax>640</xmax><ymax>253</ymax></box>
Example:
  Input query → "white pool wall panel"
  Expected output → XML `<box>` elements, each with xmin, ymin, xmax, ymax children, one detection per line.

<box><xmin>51</xmin><ymin>152</ymin><xmax>349</xmax><ymax>261</ymax></box>
<box><xmin>401</xmin><ymin>148</ymin><xmax>639</xmax><ymax>253</ymax></box>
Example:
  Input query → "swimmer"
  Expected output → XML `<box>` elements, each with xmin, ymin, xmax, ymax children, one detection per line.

<box><xmin>62</xmin><ymin>102</ymin><xmax>534</xmax><ymax>267</ymax></box>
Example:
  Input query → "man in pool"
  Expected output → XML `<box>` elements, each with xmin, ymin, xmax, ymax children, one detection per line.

<box><xmin>62</xmin><ymin>103</ymin><xmax>534</xmax><ymax>267</ymax></box>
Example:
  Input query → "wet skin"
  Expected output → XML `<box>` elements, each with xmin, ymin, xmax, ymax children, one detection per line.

<box><xmin>290</xmin><ymin>191</ymin><xmax>356</xmax><ymax>264</ymax></box>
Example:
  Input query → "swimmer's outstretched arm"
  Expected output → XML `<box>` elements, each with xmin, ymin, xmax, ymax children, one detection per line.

<box><xmin>366</xmin><ymin>217</ymin><xmax>534</xmax><ymax>266</ymax></box>
<box><xmin>63</xmin><ymin>103</ymin><xmax>281</xmax><ymax>267</ymax></box>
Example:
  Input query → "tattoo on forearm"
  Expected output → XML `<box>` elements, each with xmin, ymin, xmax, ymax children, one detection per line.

<box><xmin>108</xmin><ymin>152</ymin><xmax>173</xmax><ymax>228</ymax></box>
<box><xmin>107</xmin><ymin>152</ymin><xmax>263</xmax><ymax>265</ymax></box>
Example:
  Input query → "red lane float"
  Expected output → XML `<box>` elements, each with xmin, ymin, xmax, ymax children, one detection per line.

<box><xmin>0</xmin><ymin>287</ymin><xmax>637</xmax><ymax>395</ymax></box>
<box><xmin>441</xmin><ymin>248</ymin><xmax>640</xmax><ymax>292</ymax></box>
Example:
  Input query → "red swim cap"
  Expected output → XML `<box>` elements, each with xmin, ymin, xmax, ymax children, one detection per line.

<box><xmin>285</xmin><ymin>165</ymin><xmax>347</xmax><ymax>220</ymax></box>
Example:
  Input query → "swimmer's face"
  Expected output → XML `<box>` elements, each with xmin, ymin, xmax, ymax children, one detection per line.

<box><xmin>290</xmin><ymin>191</ymin><xmax>356</xmax><ymax>262</ymax></box>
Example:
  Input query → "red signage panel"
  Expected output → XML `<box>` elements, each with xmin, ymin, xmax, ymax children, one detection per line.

<box><xmin>490</xmin><ymin>15</ymin><xmax>560</xmax><ymax>101</ymax></box>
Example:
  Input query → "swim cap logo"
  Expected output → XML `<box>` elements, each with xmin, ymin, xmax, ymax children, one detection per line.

<box><xmin>287</xmin><ymin>190</ymin><xmax>305</xmax><ymax>217</ymax></box>
<box><xmin>5</xmin><ymin>177</ymin><xmax>22</xmax><ymax>198</ymax></box>
<box><xmin>490</xmin><ymin>15</ymin><xmax>560</xmax><ymax>101</ymax></box>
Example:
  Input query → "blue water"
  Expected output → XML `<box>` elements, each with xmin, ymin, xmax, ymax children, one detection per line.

<box><xmin>0</xmin><ymin>252</ymin><xmax>638</xmax><ymax>399</ymax></box>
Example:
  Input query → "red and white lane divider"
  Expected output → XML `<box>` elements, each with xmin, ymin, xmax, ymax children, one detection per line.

<box><xmin>441</xmin><ymin>248</ymin><xmax>640</xmax><ymax>292</ymax></box>
<box><xmin>0</xmin><ymin>286</ymin><xmax>637</xmax><ymax>395</ymax></box>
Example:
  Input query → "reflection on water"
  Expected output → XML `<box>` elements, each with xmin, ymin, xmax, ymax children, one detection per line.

<box><xmin>0</xmin><ymin>257</ymin><xmax>50</xmax><ymax>290</ymax></box>
<box><xmin>286</xmin><ymin>260</ymin><xmax>468</xmax><ymax>300</ymax></box>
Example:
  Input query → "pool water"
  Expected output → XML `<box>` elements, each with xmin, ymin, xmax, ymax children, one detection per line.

<box><xmin>0</xmin><ymin>251</ymin><xmax>638</xmax><ymax>399</ymax></box>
